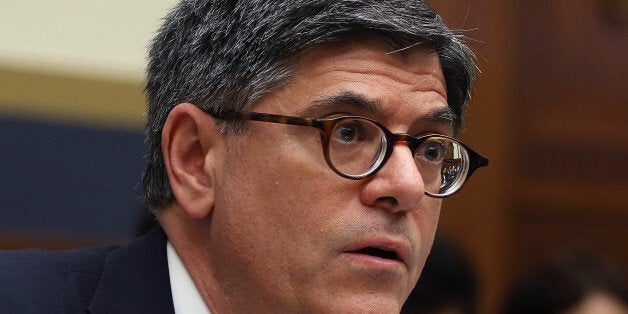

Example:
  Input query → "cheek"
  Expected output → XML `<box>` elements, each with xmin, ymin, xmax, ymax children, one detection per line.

<box><xmin>417</xmin><ymin>200</ymin><xmax>441</xmax><ymax>259</ymax></box>
<box><xmin>215</xmin><ymin>144</ymin><xmax>361</xmax><ymax>294</ymax></box>
<box><xmin>218</xmin><ymin>135</ymin><xmax>349</xmax><ymax>247</ymax></box>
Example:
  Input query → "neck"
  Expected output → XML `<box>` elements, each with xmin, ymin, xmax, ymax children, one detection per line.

<box><xmin>158</xmin><ymin>203</ymin><xmax>287</xmax><ymax>313</ymax></box>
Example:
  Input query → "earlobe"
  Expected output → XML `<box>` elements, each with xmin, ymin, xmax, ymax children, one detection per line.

<box><xmin>162</xmin><ymin>103</ymin><xmax>222</xmax><ymax>219</ymax></box>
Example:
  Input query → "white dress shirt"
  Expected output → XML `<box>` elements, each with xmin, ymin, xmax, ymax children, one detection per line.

<box><xmin>167</xmin><ymin>241</ymin><xmax>212</xmax><ymax>314</ymax></box>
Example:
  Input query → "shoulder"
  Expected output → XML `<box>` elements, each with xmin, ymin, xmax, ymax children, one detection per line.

<box><xmin>0</xmin><ymin>244</ymin><xmax>119</xmax><ymax>280</ymax></box>
<box><xmin>0</xmin><ymin>227</ymin><xmax>172</xmax><ymax>313</ymax></box>
<box><xmin>0</xmin><ymin>245</ymin><xmax>119</xmax><ymax>312</ymax></box>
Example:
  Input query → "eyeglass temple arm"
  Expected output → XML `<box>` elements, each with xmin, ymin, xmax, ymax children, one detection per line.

<box><xmin>467</xmin><ymin>149</ymin><xmax>489</xmax><ymax>177</ymax></box>
<box><xmin>207</xmin><ymin>109</ymin><xmax>317</xmax><ymax>128</ymax></box>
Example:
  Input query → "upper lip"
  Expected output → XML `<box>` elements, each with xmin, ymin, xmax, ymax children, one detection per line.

<box><xmin>342</xmin><ymin>236</ymin><xmax>412</xmax><ymax>267</ymax></box>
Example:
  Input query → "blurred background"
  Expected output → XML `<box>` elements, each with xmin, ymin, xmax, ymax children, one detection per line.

<box><xmin>0</xmin><ymin>1</ymin><xmax>176</xmax><ymax>246</ymax></box>
<box><xmin>1</xmin><ymin>1</ymin><xmax>626</xmax><ymax>313</ymax></box>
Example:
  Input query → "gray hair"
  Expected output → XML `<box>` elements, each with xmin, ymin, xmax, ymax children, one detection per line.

<box><xmin>142</xmin><ymin>0</ymin><xmax>477</xmax><ymax>210</ymax></box>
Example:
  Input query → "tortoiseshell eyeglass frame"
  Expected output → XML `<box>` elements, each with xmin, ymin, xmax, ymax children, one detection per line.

<box><xmin>206</xmin><ymin>109</ymin><xmax>489</xmax><ymax>198</ymax></box>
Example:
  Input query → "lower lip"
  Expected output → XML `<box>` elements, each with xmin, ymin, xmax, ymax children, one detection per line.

<box><xmin>341</xmin><ymin>252</ymin><xmax>405</xmax><ymax>269</ymax></box>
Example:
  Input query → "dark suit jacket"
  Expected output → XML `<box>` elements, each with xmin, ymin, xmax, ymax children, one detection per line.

<box><xmin>0</xmin><ymin>227</ymin><xmax>175</xmax><ymax>313</ymax></box>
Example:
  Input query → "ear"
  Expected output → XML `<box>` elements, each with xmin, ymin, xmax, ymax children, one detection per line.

<box><xmin>161</xmin><ymin>103</ymin><xmax>223</xmax><ymax>219</ymax></box>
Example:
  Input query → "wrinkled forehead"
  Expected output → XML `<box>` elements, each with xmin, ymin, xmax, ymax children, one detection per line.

<box><xmin>262</xmin><ymin>39</ymin><xmax>450</xmax><ymax>134</ymax></box>
<box><xmin>293</xmin><ymin>37</ymin><xmax>447</xmax><ymax>97</ymax></box>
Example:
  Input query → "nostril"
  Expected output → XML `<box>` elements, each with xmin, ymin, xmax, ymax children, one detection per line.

<box><xmin>377</xmin><ymin>196</ymin><xmax>398</xmax><ymax>207</ymax></box>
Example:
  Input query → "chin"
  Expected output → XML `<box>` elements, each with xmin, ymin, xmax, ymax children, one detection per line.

<box><xmin>313</xmin><ymin>295</ymin><xmax>402</xmax><ymax>314</ymax></box>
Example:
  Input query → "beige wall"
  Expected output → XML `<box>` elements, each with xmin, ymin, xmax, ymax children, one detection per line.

<box><xmin>0</xmin><ymin>1</ymin><xmax>178</xmax><ymax>81</ymax></box>
<box><xmin>0</xmin><ymin>1</ymin><xmax>177</xmax><ymax>127</ymax></box>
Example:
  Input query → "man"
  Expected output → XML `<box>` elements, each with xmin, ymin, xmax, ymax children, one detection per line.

<box><xmin>0</xmin><ymin>1</ymin><xmax>487</xmax><ymax>312</ymax></box>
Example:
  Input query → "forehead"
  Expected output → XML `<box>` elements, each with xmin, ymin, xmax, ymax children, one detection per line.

<box><xmin>275</xmin><ymin>39</ymin><xmax>449</xmax><ymax>125</ymax></box>
<box><xmin>298</xmin><ymin>39</ymin><xmax>446</xmax><ymax>88</ymax></box>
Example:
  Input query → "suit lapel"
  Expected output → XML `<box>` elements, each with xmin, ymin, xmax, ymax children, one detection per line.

<box><xmin>88</xmin><ymin>227</ymin><xmax>175</xmax><ymax>313</ymax></box>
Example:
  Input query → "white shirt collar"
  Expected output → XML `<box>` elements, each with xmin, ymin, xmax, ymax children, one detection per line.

<box><xmin>167</xmin><ymin>241</ymin><xmax>212</xmax><ymax>314</ymax></box>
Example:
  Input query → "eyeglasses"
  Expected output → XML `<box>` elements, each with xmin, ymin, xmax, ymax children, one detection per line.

<box><xmin>207</xmin><ymin>109</ymin><xmax>488</xmax><ymax>198</ymax></box>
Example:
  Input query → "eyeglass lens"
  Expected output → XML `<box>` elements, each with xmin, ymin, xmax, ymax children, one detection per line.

<box><xmin>326</xmin><ymin>118</ymin><xmax>469</xmax><ymax>196</ymax></box>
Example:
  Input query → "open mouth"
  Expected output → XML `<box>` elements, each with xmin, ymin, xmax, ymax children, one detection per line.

<box><xmin>352</xmin><ymin>246</ymin><xmax>400</xmax><ymax>261</ymax></box>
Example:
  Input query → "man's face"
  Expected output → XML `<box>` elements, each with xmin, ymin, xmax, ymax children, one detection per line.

<box><xmin>210</xmin><ymin>39</ymin><xmax>449</xmax><ymax>312</ymax></box>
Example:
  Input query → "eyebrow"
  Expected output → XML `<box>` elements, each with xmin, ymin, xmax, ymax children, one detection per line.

<box><xmin>297</xmin><ymin>91</ymin><xmax>456</xmax><ymax>129</ymax></box>
<box><xmin>296</xmin><ymin>91</ymin><xmax>381</xmax><ymax>118</ymax></box>
<box><xmin>426</xmin><ymin>106</ymin><xmax>457</xmax><ymax>127</ymax></box>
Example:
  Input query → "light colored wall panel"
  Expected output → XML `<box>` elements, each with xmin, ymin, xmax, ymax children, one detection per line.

<box><xmin>0</xmin><ymin>0</ymin><xmax>177</xmax><ymax>81</ymax></box>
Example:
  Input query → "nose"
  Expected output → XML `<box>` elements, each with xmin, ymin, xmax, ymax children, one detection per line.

<box><xmin>359</xmin><ymin>142</ymin><xmax>425</xmax><ymax>213</ymax></box>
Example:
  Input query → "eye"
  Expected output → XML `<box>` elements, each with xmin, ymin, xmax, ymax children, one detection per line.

<box><xmin>417</xmin><ymin>139</ymin><xmax>446</xmax><ymax>164</ymax></box>
<box><xmin>332</xmin><ymin>120</ymin><xmax>362</xmax><ymax>145</ymax></box>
